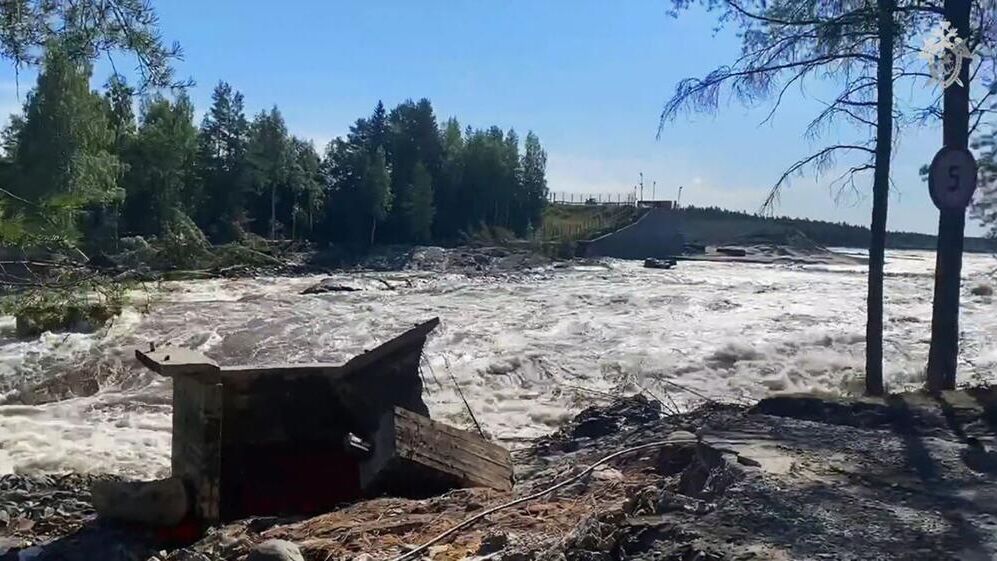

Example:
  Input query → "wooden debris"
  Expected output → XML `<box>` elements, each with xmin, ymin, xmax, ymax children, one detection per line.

<box><xmin>360</xmin><ymin>407</ymin><xmax>514</xmax><ymax>497</ymax></box>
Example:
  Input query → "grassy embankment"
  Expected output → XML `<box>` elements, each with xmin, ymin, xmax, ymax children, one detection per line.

<box><xmin>541</xmin><ymin>204</ymin><xmax>997</xmax><ymax>253</ymax></box>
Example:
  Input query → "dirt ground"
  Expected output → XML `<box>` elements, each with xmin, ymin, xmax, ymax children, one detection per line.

<box><xmin>7</xmin><ymin>389</ymin><xmax>997</xmax><ymax>561</ymax></box>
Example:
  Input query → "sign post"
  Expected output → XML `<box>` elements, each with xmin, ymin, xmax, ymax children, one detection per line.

<box><xmin>925</xmin><ymin>0</ymin><xmax>975</xmax><ymax>393</ymax></box>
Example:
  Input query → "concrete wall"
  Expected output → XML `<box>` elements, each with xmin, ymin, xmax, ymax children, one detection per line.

<box><xmin>579</xmin><ymin>208</ymin><xmax>684</xmax><ymax>260</ymax></box>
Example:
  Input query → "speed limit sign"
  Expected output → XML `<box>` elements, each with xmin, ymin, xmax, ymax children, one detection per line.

<box><xmin>928</xmin><ymin>146</ymin><xmax>978</xmax><ymax>210</ymax></box>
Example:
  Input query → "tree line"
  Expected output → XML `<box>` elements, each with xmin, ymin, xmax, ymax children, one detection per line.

<box><xmin>0</xmin><ymin>44</ymin><xmax>549</xmax><ymax>253</ymax></box>
<box><xmin>678</xmin><ymin>206</ymin><xmax>996</xmax><ymax>252</ymax></box>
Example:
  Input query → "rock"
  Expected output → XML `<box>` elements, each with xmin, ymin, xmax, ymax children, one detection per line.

<box><xmin>246</xmin><ymin>540</ymin><xmax>304</xmax><ymax>561</ymax></box>
<box><xmin>716</xmin><ymin>246</ymin><xmax>747</xmax><ymax>257</ymax></box>
<box><xmin>571</xmin><ymin>396</ymin><xmax>661</xmax><ymax>439</ymax></box>
<box><xmin>643</xmin><ymin>258</ymin><xmax>676</xmax><ymax>270</ymax></box>
<box><xmin>15</xmin><ymin>302</ymin><xmax>120</xmax><ymax>338</ymax></box>
<box><xmin>0</xmin><ymin>537</ymin><xmax>23</xmax><ymax>556</ymax></box>
<box><xmin>657</xmin><ymin>431</ymin><xmax>698</xmax><ymax>476</ymax></box>
<box><xmin>91</xmin><ymin>478</ymin><xmax>188</xmax><ymax>527</ymax></box>
<box><xmin>300</xmin><ymin>278</ymin><xmax>364</xmax><ymax>294</ymax></box>
<box><xmin>592</xmin><ymin>467</ymin><xmax>624</xmax><ymax>482</ymax></box>
<box><xmin>971</xmin><ymin>283</ymin><xmax>993</xmax><ymax>296</ymax></box>
<box><xmin>478</xmin><ymin>532</ymin><xmax>510</xmax><ymax>554</ymax></box>
<box><xmin>677</xmin><ymin>444</ymin><xmax>745</xmax><ymax>500</ymax></box>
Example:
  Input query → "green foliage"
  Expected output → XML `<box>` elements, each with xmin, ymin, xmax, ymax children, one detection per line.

<box><xmin>289</xmin><ymin>138</ymin><xmax>323</xmax><ymax>239</ymax></box>
<box><xmin>246</xmin><ymin>107</ymin><xmax>292</xmax><ymax>238</ymax></box>
<box><xmin>1</xmin><ymin>278</ymin><xmax>125</xmax><ymax>337</ymax></box>
<box><xmin>103</xmin><ymin>74</ymin><xmax>136</xmax><ymax>149</ymax></box>
<box><xmin>521</xmin><ymin>131</ymin><xmax>548</xmax><ymax>233</ymax></box>
<box><xmin>121</xmin><ymin>92</ymin><xmax>199</xmax><ymax>237</ymax></box>
<box><xmin>6</xmin><ymin>44</ymin><xmax>121</xmax><ymax>241</ymax></box>
<box><xmin>0</xmin><ymin>48</ymin><xmax>549</xmax><ymax>258</ymax></box>
<box><xmin>320</xmin><ymin>100</ymin><xmax>548</xmax><ymax>246</ymax></box>
<box><xmin>0</xmin><ymin>0</ymin><xmax>184</xmax><ymax>90</ymax></box>
<box><xmin>405</xmin><ymin>161</ymin><xmax>434</xmax><ymax>242</ymax></box>
<box><xmin>678</xmin><ymin>206</ymin><xmax>995</xmax><ymax>252</ymax></box>
<box><xmin>365</xmin><ymin>147</ymin><xmax>393</xmax><ymax>245</ymax></box>
<box><xmin>196</xmin><ymin>82</ymin><xmax>250</xmax><ymax>242</ymax></box>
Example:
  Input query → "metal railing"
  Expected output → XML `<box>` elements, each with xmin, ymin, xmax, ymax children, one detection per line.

<box><xmin>547</xmin><ymin>192</ymin><xmax>638</xmax><ymax>206</ymax></box>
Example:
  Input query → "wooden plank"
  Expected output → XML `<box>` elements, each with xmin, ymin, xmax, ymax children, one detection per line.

<box><xmin>136</xmin><ymin>347</ymin><xmax>220</xmax><ymax>380</ymax></box>
<box><xmin>360</xmin><ymin>407</ymin><xmax>513</xmax><ymax>496</ymax></box>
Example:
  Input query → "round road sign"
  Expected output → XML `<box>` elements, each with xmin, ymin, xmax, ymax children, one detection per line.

<box><xmin>928</xmin><ymin>146</ymin><xmax>978</xmax><ymax>210</ymax></box>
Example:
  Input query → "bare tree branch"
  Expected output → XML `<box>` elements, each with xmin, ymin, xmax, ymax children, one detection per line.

<box><xmin>760</xmin><ymin>144</ymin><xmax>876</xmax><ymax>213</ymax></box>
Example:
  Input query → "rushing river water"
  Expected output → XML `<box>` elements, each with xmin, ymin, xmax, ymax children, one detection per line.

<box><xmin>0</xmin><ymin>250</ymin><xmax>995</xmax><ymax>478</ymax></box>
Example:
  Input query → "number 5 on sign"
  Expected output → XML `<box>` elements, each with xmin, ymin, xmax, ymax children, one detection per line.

<box><xmin>929</xmin><ymin>147</ymin><xmax>978</xmax><ymax>210</ymax></box>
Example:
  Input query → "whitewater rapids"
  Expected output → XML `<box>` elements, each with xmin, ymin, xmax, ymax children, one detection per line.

<box><xmin>0</xmin><ymin>250</ymin><xmax>995</xmax><ymax>478</ymax></box>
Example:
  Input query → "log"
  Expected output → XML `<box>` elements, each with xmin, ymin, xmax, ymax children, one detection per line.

<box><xmin>360</xmin><ymin>407</ymin><xmax>514</xmax><ymax>498</ymax></box>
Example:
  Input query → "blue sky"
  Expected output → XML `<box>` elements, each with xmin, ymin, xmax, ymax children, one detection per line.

<box><xmin>0</xmin><ymin>0</ymin><xmax>981</xmax><ymax>235</ymax></box>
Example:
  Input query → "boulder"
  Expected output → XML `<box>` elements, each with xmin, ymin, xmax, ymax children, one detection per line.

<box><xmin>971</xmin><ymin>283</ymin><xmax>994</xmax><ymax>296</ymax></box>
<box><xmin>643</xmin><ymin>258</ymin><xmax>676</xmax><ymax>269</ymax></box>
<box><xmin>716</xmin><ymin>246</ymin><xmax>747</xmax><ymax>257</ymax></box>
<box><xmin>300</xmin><ymin>278</ymin><xmax>364</xmax><ymax>294</ymax></box>
<box><xmin>15</xmin><ymin>302</ymin><xmax>120</xmax><ymax>338</ymax></box>
<box><xmin>90</xmin><ymin>477</ymin><xmax>189</xmax><ymax>527</ymax></box>
<box><xmin>246</xmin><ymin>540</ymin><xmax>304</xmax><ymax>561</ymax></box>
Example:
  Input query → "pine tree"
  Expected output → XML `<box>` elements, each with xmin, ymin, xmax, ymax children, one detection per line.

<box><xmin>521</xmin><ymin>131</ymin><xmax>548</xmax><ymax>234</ymax></box>
<box><xmin>434</xmin><ymin>118</ymin><xmax>465</xmax><ymax>239</ymax></box>
<box><xmin>365</xmin><ymin>147</ymin><xmax>392</xmax><ymax>245</ymax></box>
<box><xmin>246</xmin><ymin>106</ymin><xmax>293</xmax><ymax>239</ymax></box>
<box><xmin>103</xmin><ymin>74</ymin><xmax>136</xmax><ymax>153</ymax></box>
<box><xmin>121</xmin><ymin>93</ymin><xmax>199</xmax><ymax>236</ymax></box>
<box><xmin>10</xmin><ymin>43</ymin><xmax>121</xmax><ymax>240</ymax></box>
<box><xmin>196</xmin><ymin>82</ymin><xmax>250</xmax><ymax>240</ymax></box>
<box><xmin>0</xmin><ymin>1</ymin><xmax>184</xmax><ymax>90</ymax></box>
<box><xmin>386</xmin><ymin>98</ymin><xmax>442</xmax><ymax>241</ymax></box>
<box><xmin>405</xmin><ymin>161</ymin><xmax>435</xmax><ymax>242</ymax></box>
<box><xmin>289</xmin><ymin>137</ymin><xmax>323</xmax><ymax>239</ymax></box>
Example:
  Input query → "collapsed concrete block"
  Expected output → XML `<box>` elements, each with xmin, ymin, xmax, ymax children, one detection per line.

<box><xmin>91</xmin><ymin>477</ymin><xmax>189</xmax><ymax>527</ymax></box>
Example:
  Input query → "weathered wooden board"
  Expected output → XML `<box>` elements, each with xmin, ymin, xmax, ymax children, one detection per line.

<box><xmin>360</xmin><ymin>407</ymin><xmax>514</xmax><ymax>497</ymax></box>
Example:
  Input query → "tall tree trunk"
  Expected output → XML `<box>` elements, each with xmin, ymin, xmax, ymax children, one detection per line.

<box><xmin>866</xmin><ymin>0</ymin><xmax>895</xmax><ymax>396</ymax></box>
<box><xmin>270</xmin><ymin>184</ymin><xmax>276</xmax><ymax>240</ymax></box>
<box><xmin>927</xmin><ymin>0</ymin><xmax>972</xmax><ymax>392</ymax></box>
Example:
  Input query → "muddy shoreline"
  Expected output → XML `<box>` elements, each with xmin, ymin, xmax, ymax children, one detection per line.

<box><xmin>4</xmin><ymin>388</ymin><xmax>997</xmax><ymax>560</ymax></box>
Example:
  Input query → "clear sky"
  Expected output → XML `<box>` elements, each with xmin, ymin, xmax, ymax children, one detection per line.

<box><xmin>0</xmin><ymin>0</ymin><xmax>982</xmax><ymax>235</ymax></box>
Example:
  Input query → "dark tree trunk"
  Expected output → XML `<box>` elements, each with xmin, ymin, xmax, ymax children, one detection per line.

<box><xmin>927</xmin><ymin>0</ymin><xmax>972</xmax><ymax>392</ymax></box>
<box><xmin>866</xmin><ymin>0</ymin><xmax>895</xmax><ymax>396</ymax></box>
<box><xmin>270</xmin><ymin>185</ymin><xmax>276</xmax><ymax>240</ymax></box>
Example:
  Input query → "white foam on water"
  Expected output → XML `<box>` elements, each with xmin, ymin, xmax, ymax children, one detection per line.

<box><xmin>0</xmin><ymin>250</ymin><xmax>995</xmax><ymax>477</ymax></box>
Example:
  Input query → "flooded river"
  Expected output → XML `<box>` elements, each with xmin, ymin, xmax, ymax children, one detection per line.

<box><xmin>0</xmin><ymin>250</ymin><xmax>995</xmax><ymax>478</ymax></box>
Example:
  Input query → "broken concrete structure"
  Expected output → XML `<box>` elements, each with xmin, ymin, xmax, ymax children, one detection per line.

<box><xmin>123</xmin><ymin>317</ymin><xmax>513</xmax><ymax>525</ymax></box>
<box><xmin>578</xmin><ymin>208</ymin><xmax>684</xmax><ymax>260</ymax></box>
